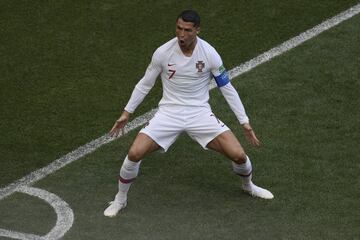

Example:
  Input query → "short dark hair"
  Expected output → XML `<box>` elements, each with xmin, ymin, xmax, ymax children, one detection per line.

<box><xmin>177</xmin><ymin>10</ymin><xmax>200</xmax><ymax>27</ymax></box>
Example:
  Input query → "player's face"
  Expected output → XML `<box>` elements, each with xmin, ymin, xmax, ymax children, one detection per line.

<box><xmin>176</xmin><ymin>18</ymin><xmax>199</xmax><ymax>49</ymax></box>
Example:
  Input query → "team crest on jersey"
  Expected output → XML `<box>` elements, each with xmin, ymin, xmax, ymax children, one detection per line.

<box><xmin>196</xmin><ymin>61</ymin><xmax>205</xmax><ymax>72</ymax></box>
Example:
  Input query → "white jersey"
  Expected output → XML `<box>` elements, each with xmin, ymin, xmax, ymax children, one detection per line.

<box><xmin>150</xmin><ymin>37</ymin><xmax>224</xmax><ymax>108</ymax></box>
<box><xmin>124</xmin><ymin>36</ymin><xmax>250</xmax><ymax>124</ymax></box>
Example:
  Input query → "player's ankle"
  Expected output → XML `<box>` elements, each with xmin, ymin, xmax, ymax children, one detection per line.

<box><xmin>115</xmin><ymin>191</ymin><xmax>127</xmax><ymax>202</ymax></box>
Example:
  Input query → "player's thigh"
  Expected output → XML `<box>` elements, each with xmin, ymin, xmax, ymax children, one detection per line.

<box><xmin>207</xmin><ymin>130</ymin><xmax>247</xmax><ymax>163</ymax></box>
<box><xmin>128</xmin><ymin>133</ymin><xmax>161</xmax><ymax>161</ymax></box>
<box><xmin>186</xmin><ymin>110</ymin><xmax>229</xmax><ymax>149</ymax></box>
<box><xmin>140</xmin><ymin>108</ymin><xmax>183</xmax><ymax>152</ymax></box>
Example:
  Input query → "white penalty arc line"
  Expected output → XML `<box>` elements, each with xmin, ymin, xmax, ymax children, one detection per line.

<box><xmin>0</xmin><ymin>3</ymin><xmax>360</xmax><ymax>239</ymax></box>
<box><xmin>1</xmin><ymin>3</ymin><xmax>360</xmax><ymax>200</ymax></box>
<box><xmin>0</xmin><ymin>186</ymin><xmax>74</xmax><ymax>240</ymax></box>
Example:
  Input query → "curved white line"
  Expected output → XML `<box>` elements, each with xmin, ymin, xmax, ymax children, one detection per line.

<box><xmin>0</xmin><ymin>229</ymin><xmax>43</xmax><ymax>240</ymax></box>
<box><xmin>0</xmin><ymin>186</ymin><xmax>74</xmax><ymax>240</ymax></box>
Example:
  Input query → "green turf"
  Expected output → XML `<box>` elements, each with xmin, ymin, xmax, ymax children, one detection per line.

<box><xmin>0</xmin><ymin>0</ymin><xmax>359</xmax><ymax>187</ymax></box>
<box><xmin>0</xmin><ymin>192</ymin><xmax>56</xmax><ymax>235</ymax></box>
<box><xmin>1</xmin><ymin>1</ymin><xmax>359</xmax><ymax>239</ymax></box>
<box><xmin>20</xmin><ymin>10</ymin><xmax>360</xmax><ymax>240</ymax></box>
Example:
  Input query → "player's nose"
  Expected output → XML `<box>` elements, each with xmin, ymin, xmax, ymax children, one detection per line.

<box><xmin>178</xmin><ymin>29</ymin><xmax>185</xmax><ymax>37</ymax></box>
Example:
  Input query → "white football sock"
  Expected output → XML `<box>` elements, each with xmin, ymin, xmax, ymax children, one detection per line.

<box><xmin>232</xmin><ymin>155</ymin><xmax>252</xmax><ymax>186</ymax></box>
<box><xmin>117</xmin><ymin>156</ymin><xmax>141</xmax><ymax>201</ymax></box>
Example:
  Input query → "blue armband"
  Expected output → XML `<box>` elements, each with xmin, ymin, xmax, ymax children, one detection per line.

<box><xmin>214</xmin><ymin>70</ymin><xmax>230</xmax><ymax>87</ymax></box>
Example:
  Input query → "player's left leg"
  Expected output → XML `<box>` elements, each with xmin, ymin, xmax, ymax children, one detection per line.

<box><xmin>206</xmin><ymin>130</ymin><xmax>274</xmax><ymax>199</ymax></box>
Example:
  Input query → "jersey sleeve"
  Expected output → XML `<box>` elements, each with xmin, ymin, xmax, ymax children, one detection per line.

<box><xmin>124</xmin><ymin>50</ymin><xmax>162</xmax><ymax>113</ymax></box>
<box><xmin>209</xmin><ymin>48</ymin><xmax>230</xmax><ymax>87</ymax></box>
<box><xmin>219</xmin><ymin>82</ymin><xmax>249</xmax><ymax>124</ymax></box>
<box><xmin>208</xmin><ymin>46</ymin><xmax>249</xmax><ymax>124</ymax></box>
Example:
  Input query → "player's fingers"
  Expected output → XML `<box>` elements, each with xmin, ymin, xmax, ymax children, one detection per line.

<box><xmin>110</xmin><ymin>118</ymin><xmax>129</xmax><ymax>137</ymax></box>
<box><xmin>246</xmin><ymin>131</ymin><xmax>260</xmax><ymax>146</ymax></box>
<box><xmin>110</xmin><ymin>123</ymin><xmax>121</xmax><ymax>137</ymax></box>
<box><xmin>110</xmin><ymin>128</ymin><xmax>118</xmax><ymax>137</ymax></box>
<box><xmin>110</xmin><ymin>129</ymin><xmax>118</xmax><ymax>137</ymax></box>
<box><xmin>110</xmin><ymin>127</ymin><xmax>116</xmax><ymax>135</ymax></box>
<box><xmin>110</xmin><ymin>121</ymin><xmax>119</xmax><ymax>132</ymax></box>
<box><xmin>251</xmin><ymin>133</ymin><xmax>261</xmax><ymax>146</ymax></box>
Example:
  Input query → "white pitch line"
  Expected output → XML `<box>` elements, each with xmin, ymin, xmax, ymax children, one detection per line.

<box><xmin>20</xmin><ymin>186</ymin><xmax>74</xmax><ymax>240</ymax></box>
<box><xmin>0</xmin><ymin>186</ymin><xmax>74</xmax><ymax>240</ymax></box>
<box><xmin>0</xmin><ymin>109</ymin><xmax>157</xmax><ymax>200</ymax></box>
<box><xmin>228</xmin><ymin>3</ymin><xmax>360</xmax><ymax>79</ymax></box>
<box><xmin>1</xmin><ymin>3</ymin><xmax>360</xmax><ymax>200</ymax></box>
<box><xmin>0</xmin><ymin>229</ymin><xmax>42</xmax><ymax>240</ymax></box>
<box><xmin>210</xmin><ymin>2</ymin><xmax>360</xmax><ymax>89</ymax></box>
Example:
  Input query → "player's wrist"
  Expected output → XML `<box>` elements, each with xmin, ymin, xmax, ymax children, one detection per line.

<box><xmin>242</xmin><ymin>123</ymin><xmax>253</xmax><ymax>131</ymax></box>
<box><xmin>115</xmin><ymin>110</ymin><xmax>131</xmax><ymax>122</ymax></box>
<box><xmin>121</xmin><ymin>110</ymin><xmax>131</xmax><ymax>118</ymax></box>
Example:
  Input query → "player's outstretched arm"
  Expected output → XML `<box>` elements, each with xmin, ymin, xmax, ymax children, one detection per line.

<box><xmin>217</xmin><ymin>82</ymin><xmax>260</xmax><ymax>146</ymax></box>
<box><xmin>110</xmin><ymin>50</ymin><xmax>161</xmax><ymax>138</ymax></box>
<box><xmin>110</xmin><ymin>63</ymin><xmax>158</xmax><ymax>138</ymax></box>
<box><xmin>210</xmin><ymin>49</ymin><xmax>260</xmax><ymax>146</ymax></box>
<box><xmin>110</xmin><ymin>111</ymin><xmax>131</xmax><ymax>137</ymax></box>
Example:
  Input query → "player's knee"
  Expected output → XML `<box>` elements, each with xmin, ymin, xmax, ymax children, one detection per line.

<box><xmin>127</xmin><ymin>148</ymin><xmax>143</xmax><ymax>162</ymax></box>
<box><xmin>232</xmin><ymin>151</ymin><xmax>247</xmax><ymax>164</ymax></box>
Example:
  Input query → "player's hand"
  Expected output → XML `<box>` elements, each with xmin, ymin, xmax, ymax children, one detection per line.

<box><xmin>242</xmin><ymin>123</ymin><xmax>260</xmax><ymax>146</ymax></box>
<box><xmin>110</xmin><ymin>111</ymin><xmax>131</xmax><ymax>137</ymax></box>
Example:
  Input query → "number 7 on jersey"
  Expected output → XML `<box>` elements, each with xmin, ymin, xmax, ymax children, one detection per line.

<box><xmin>168</xmin><ymin>69</ymin><xmax>176</xmax><ymax>79</ymax></box>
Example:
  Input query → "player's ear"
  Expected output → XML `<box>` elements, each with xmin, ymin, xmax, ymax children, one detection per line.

<box><xmin>196</xmin><ymin>27</ymin><xmax>200</xmax><ymax>34</ymax></box>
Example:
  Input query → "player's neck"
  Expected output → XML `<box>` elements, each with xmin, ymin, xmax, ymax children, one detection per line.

<box><xmin>180</xmin><ymin>38</ymin><xmax>197</xmax><ymax>57</ymax></box>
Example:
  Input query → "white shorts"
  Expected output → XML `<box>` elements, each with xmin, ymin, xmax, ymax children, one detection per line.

<box><xmin>139</xmin><ymin>106</ymin><xmax>230</xmax><ymax>152</ymax></box>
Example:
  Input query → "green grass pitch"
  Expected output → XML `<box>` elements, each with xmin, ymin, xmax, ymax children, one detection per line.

<box><xmin>0</xmin><ymin>1</ymin><xmax>359</xmax><ymax>239</ymax></box>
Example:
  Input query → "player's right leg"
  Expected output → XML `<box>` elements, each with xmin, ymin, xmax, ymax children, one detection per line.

<box><xmin>104</xmin><ymin>108</ymin><xmax>182</xmax><ymax>217</ymax></box>
<box><xmin>104</xmin><ymin>133</ymin><xmax>160</xmax><ymax>217</ymax></box>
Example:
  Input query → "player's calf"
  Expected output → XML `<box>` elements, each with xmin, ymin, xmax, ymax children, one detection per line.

<box><xmin>232</xmin><ymin>155</ymin><xmax>274</xmax><ymax>199</ymax></box>
<box><xmin>104</xmin><ymin>156</ymin><xmax>141</xmax><ymax>217</ymax></box>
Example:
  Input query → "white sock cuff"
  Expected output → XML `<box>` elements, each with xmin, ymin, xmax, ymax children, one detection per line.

<box><xmin>123</xmin><ymin>155</ymin><xmax>141</xmax><ymax>169</ymax></box>
<box><xmin>119</xmin><ymin>155</ymin><xmax>141</xmax><ymax>183</ymax></box>
<box><xmin>232</xmin><ymin>155</ymin><xmax>252</xmax><ymax>175</ymax></box>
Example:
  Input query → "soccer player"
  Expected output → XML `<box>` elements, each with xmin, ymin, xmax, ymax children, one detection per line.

<box><xmin>104</xmin><ymin>10</ymin><xmax>273</xmax><ymax>217</ymax></box>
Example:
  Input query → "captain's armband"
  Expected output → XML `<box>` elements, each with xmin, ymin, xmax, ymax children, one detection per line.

<box><xmin>214</xmin><ymin>70</ymin><xmax>230</xmax><ymax>87</ymax></box>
